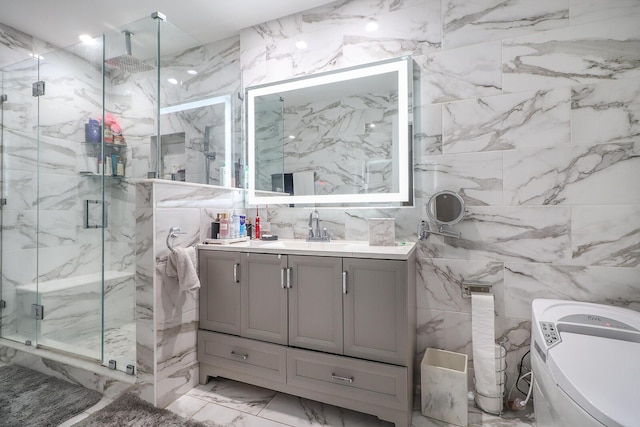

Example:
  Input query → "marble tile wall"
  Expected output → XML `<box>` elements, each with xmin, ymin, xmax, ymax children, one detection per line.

<box><xmin>134</xmin><ymin>180</ymin><xmax>244</xmax><ymax>407</ymax></box>
<box><xmin>239</xmin><ymin>0</ymin><xmax>640</xmax><ymax>391</ymax></box>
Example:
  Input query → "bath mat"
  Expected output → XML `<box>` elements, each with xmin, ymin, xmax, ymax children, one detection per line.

<box><xmin>0</xmin><ymin>364</ymin><xmax>102</xmax><ymax>427</ymax></box>
<box><xmin>75</xmin><ymin>393</ymin><xmax>207</xmax><ymax>427</ymax></box>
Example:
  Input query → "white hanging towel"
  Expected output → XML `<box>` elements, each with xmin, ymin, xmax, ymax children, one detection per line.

<box><xmin>166</xmin><ymin>246</ymin><xmax>200</xmax><ymax>291</ymax></box>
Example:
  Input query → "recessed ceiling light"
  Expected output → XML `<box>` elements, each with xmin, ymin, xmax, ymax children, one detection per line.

<box><xmin>187</xmin><ymin>69</ymin><xmax>198</xmax><ymax>75</ymax></box>
<box><xmin>79</xmin><ymin>34</ymin><xmax>96</xmax><ymax>44</ymax></box>
<box><xmin>29</xmin><ymin>53</ymin><xmax>44</xmax><ymax>60</ymax></box>
<box><xmin>365</xmin><ymin>21</ymin><xmax>379</xmax><ymax>32</ymax></box>
<box><xmin>295</xmin><ymin>40</ymin><xmax>308</xmax><ymax>50</ymax></box>
<box><xmin>167</xmin><ymin>78</ymin><xmax>178</xmax><ymax>85</ymax></box>
<box><xmin>288</xmin><ymin>135</ymin><xmax>295</xmax><ymax>139</ymax></box>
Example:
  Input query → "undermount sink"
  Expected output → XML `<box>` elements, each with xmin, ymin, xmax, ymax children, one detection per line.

<box><xmin>258</xmin><ymin>239</ymin><xmax>357</xmax><ymax>251</ymax></box>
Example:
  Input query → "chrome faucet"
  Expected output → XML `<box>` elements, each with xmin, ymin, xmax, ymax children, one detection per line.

<box><xmin>307</xmin><ymin>208</ymin><xmax>330</xmax><ymax>242</ymax></box>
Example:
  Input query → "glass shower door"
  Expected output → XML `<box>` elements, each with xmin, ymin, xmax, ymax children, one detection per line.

<box><xmin>0</xmin><ymin>56</ymin><xmax>40</xmax><ymax>347</ymax></box>
<box><xmin>34</xmin><ymin>38</ymin><xmax>105</xmax><ymax>361</ymax></box>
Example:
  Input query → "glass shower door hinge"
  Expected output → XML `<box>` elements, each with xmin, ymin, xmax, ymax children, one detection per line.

<box><xmin>126</xmin><ymin>365</ymin><xmax>135</xmax><ymax>375</ymax></box>
<box><xmin>108</xmin><ymin>360</ymin><xmax>117</xmax><ymax>370</ymax></box>
<box><xmin>32</xmin><ymin>81</ymin><xmax>45</xmax><ymax>97</ymax></box>
<box><xmin>0</xmin><ymin>300</ymin><xmax>6</xmax><ymax>308</ymax></box>
<box><xmin>31</xmin><ymin>304</ymin><xmax>44</xmax><ymax>320</ymax></box>
<box><xmin>0</xmin><ymin>198</ymin><xmax>6</xmax><ymax>206</ymax></box>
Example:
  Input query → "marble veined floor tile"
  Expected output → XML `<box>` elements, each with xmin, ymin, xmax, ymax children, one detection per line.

<box><xmin>258</xmin><ymin>392</ymin><xmax>392</xmax><ymax>426</ymax></box>
<box><xmin>187</xmin><ymin>377</ymin><xmax>277</xmax><ymax>415</ymax></box>
<box><xmin>166</xmin><ymin>394</ymin><xmax>209</xmax><ymax>419</ymax></box>
<box><xmin>191</xmin><ymin>402</ymin><xmax>287</xmax><ymax>427</ymax></box>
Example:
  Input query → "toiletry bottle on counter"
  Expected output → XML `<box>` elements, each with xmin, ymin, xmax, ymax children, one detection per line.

<box><xmin>255</xmin><ymin>207</ymin><xmax>261</xmax><ymax>239</ymax></box>
<box><xmin>219</xmin><ymin>213</ymin><xmax>230</xmax><ymax>239</ymax></box>
<box><xmin>231</xmin><ymin>210</ymin><xmax>240</xmax><ymax>239</ymax></box>
<box><xmin>211</xmin><ymin>214</ymin><xmax>221</xmax><ymax>239</ymax></box>
<box><xmin>246</xmin><ymin>219</ymin><xmax>253</xmax><ymax>239</ymax></box>
<box><xmin>239</xmin><ymin>215</ymin><xmax>246</xmax><ymax>238</ymax></box>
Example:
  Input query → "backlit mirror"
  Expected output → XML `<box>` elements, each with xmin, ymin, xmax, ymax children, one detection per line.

<box><xmin>154</xmin><ymin>95</ymin><xmax>234</xmax><ymax>184</ymax></box>
<box><xmin>426</xmin><ymin>191</ymin><xmax>465</xmax><ymax>225</ymax></box>
<box><xmin>246</xmin><ymin>56</ymin><xmax>413</xmax><ymax>206</ymax></box>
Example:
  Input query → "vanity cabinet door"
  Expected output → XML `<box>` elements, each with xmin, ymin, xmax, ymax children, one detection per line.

<box><xmin>288</xmin><ymin>255</ymin><xmax>343</xmax><ymax>354</ymax></box>
<box><xmin>343</xmin><ymin>258</ymin><xmax>408</xmax><ymax>365</ymax></box>
<box><xmin>241</xmin><ymin>253</ymin><xmax>288</xmax><ymax>345</ymax></box>
<box><xmin>199</xmin><ymin>250</ymin><xmax>242</xmax><ymax>335</ymax></box>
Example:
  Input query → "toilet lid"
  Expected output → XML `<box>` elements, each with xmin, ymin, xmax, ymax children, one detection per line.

<box><xmin>549</xmin><ymin>332</ymin><xmax>640</xmax><ymax>427</ymax></box>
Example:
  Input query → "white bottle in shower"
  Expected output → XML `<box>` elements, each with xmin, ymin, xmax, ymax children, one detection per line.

<box><xmin>220</xmin><ymin>163</ymin><xmax>227</xmax><ymax>187</ymax></box>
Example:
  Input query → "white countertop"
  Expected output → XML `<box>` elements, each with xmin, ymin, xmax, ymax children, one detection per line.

<box><xmin>198</xmin><ymin>239</ymin><xmax>416</xmax><ymax>260</ymax></box>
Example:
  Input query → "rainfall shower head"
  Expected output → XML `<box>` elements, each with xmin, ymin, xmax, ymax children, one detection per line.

<box><xmin>105</xmin><ymin>30</ymin><xmax>153</xmax><ymax>73</ymax></box>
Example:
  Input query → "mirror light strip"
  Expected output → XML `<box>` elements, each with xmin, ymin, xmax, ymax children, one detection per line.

<box><xmin>247</xmin><ymin>56</ymin><xmax>412</xmax><ymax>206</ymax></box>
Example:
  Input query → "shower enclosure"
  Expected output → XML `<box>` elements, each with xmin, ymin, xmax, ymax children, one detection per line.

<box><xmin>0</xmin><ymin>13</ymin><xmax>208</xmax><ymax>373</ymax></box>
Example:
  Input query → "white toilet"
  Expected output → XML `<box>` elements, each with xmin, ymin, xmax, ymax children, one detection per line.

<box><xmin>531</xmin><ymin>299</ymin><xmax>640</xmax><ymax>427</ymax></box>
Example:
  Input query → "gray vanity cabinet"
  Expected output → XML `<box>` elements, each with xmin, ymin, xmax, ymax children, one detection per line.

<box><xmin>198</xmin><ymin>246</ymin><xmax>416</xmax><ymax>427</ymax></box>
<box><xmin>207</xmin><ymin>252</ymin><xmax>344</xmax><ymax>353</ymax></box>
<box><xmin>240</xmin><ymin>253</ymin><xmax>288</xmax><ymax>344</ymax></box>
<box><xmin>343</xmin><ymin>258</ymin><xmax>407</xmax><ymax>365</ymax></box>
<box><xmin>199</xmin><ymin>250</ymin><xmax>241</xmax><ymax>334</ymax></box>
<box><xmin>288</xmin><ymin>255</ymin><xmax>343</xmax><ymax>354</ymax></box>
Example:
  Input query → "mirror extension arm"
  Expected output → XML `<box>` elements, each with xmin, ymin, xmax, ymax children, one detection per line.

<box><xmin>418</xmin><ymin>220</ymin><xmax>461</xmax><ymax>240</ymax></box>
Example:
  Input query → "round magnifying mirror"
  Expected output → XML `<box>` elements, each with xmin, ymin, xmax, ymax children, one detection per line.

<box><xmin>426</xmin><ymin>190</ymin><xmax>465</xmax><ymax>226</ymax></box>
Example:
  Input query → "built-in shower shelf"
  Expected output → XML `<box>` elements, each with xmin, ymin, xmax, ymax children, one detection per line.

<box><xmin>82</xmin><ymin>141</ymin><xmax>127</xmax><ymax>150</ymax></box>
<box><xmin>79</xmin><ymin>172</ymin><xmax>126</xmax><ymax>179</ymax></box>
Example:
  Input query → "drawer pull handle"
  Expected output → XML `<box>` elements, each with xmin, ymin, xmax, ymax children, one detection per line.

<box><xmin>331</xmin><ymin>374</ymin><xmax>354</xmax><ymax>383</ymax></box>
<box><xmin>287</xmin><ymin>267</ymin><xmax>292</xmax><ymax>289</ymax></box>
<box><xmin>281</xmin><ymin>267</ymin><xmax>286</xmax><ymax>289</ymax></box>
<box><xmin>230</xmin><ymin>351</ymin><xmax>248</xmax><ymax>360</ymax></box>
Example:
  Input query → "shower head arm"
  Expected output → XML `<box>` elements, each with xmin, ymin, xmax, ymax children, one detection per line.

<box><xmin>123</xmin><ymin>31</ymin><xmax>133</xmax><ymax>56</ymax></box>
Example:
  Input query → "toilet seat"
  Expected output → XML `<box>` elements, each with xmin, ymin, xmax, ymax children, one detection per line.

<box><xmin>531</xmin><ymin>299</ymin><xmax>640</xmax><ymax>427</ymax></box>
<box><xmin>548</xmin><ymin>332</ymin><xmax>640</xmax><ymax>427</ymax></box>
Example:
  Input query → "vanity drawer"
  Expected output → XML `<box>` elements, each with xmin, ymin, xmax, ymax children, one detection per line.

<box><xmin>286</xmin><ymin>348</ymin><xmax>408</xmax><ymax>410</ymax></box>
<box><xmin>198</xmin><ymin>330</ymin><xmax>286</xmax><ymax>383</ymax></box>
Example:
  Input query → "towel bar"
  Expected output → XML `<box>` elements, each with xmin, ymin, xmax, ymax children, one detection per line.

<box><xmin>166</xmin><ymin>226</ymin><xmax>187</xmax><ymax>253</ymax></box>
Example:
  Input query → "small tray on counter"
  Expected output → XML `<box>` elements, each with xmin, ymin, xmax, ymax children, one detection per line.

<box><xmin>203</xmin><ymin>237</ymin><xmax>250</xmax><ymax>245</ymax></box>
